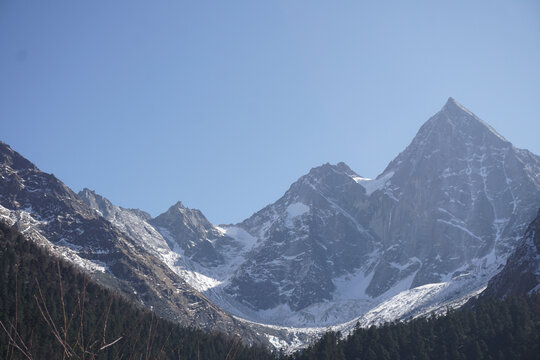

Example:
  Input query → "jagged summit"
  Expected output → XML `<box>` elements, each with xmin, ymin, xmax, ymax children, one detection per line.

<box><xmin>79</xmin><ymin>188</ymin><xmax>152</xmax><ymax>220</ymax></box>
<box><xmin>381</xmin><ymin>97</ymin><xmax>510</xmax><ymax>179</ymax></box>
<box><xmin>165</xmin><ymin>200</ymin><xmax>209</xmax><ymax>215</ymax></box>
<box><xmin>334</xmin><ymin>161</ymin><xmax>366</xmax><ymax>178</ymax></box>
<box><xmin>306</xmin><ymin>162</ymin><xmax>351</xmax><ymax>174</ymax></box>
<box><xmin>442</xmin><ymin>96</ymin><xmax>473</xmax><ymax>115</ymax></box>
<box><xmin>80</xmin><ymin>187</ymin><xmax>96</xmax><ymax>195</ymax></box>
<box><xmin>0</xmin><ymin>141</ymin><xmax>37</xmax><ymax>171</ymax></box>
<box><xmin>150</xmin><ymin>199</ymin><xmax>227</xmax><ymax>266</ymax></box>
<box><xmin>299</xmin><ymin>162</ymin><xmax>360</xmax><ymax>184</ymax></box>
<box><xmin>434</xmin><ymin>97</ymin><xmax>507</xmax><ymax>142</ymax></box>
<box><xmin>79</xmin><ymin>188</ymin><xmax>109</xmax><ymax>203</ymax></box>
<box><xmin>280</xmin><ymin>161</ymin><xmax>365</xmax><ymax>204</ymax></box>
<box><xmin>78</xmin><ymin>188</ymin><xmax>115</xmax><ymax>217</ymax></box>
<box><xmin>156</xmin><ymin>201</ymin><xmax>211</xmax><ymax>225</ymax></box>
<box><xmin>172</xmin><ymin>200</ymin><xmax>187</xmax><ymax>210</ymax></box>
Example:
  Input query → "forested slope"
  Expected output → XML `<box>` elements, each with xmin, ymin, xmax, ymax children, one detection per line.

<box><xmin>0</xmin><ymin>222</ymin><xmax>274</xmax><ymax>359</ymax></box>
<box><xmin>287</xmin><ymin>294</ymin><xmax>540</xmax><ymax>360</ymax></box>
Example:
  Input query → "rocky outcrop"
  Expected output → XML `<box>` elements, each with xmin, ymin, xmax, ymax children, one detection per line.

<box><xmin>482</xmin><ymin>209</ymin><xmax>540</xmax><ymax>298</ymax></box>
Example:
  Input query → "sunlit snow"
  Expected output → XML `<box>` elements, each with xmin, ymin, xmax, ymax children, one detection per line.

<box><xmin>286</xmin><ymin>202</ymin><xmax>310</xmax><ymax>218</ymax></box>
<box><xmin>351</xmin><ymin>171</ymin><xmax>395</xmax><ymax>195</ymax></box>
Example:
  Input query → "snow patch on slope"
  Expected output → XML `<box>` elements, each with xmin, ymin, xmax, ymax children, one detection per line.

<box><xmin>218</xmin><ymin>225</ymin><xmax>258</xmax><ymax>252</ymax></box>
<box><xmin>352</xmin><ymin>171</ymin><xmax>395</xmax><ymax>195</ymax></box>
<box><xmin>0</xmin><ymin>205</ymin><xmax>107</xmax><ymax>273</ymax></box>
<box><xmin>233</xmin><ymin>276</ymin><xmax>488</xmax><ymax>353</ymax></box>
<box><xmin>286</xmin><ymin>202</ymin><xmax>310</xmax><ymax>218</ymax></box>
<box><xmin>360</xmin><ymin>282</ymin><xmax>449</xmax><ymax>325</ymax></box>
<box><xmin>333</xmin><ymin>267</ymin><xmax>374</xmax><ymax>299</ymax></box>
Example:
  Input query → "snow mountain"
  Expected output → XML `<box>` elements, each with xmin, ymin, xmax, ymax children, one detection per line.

<box><xmin>225</xmin><ymin>162</ymin><xmax>377</xmax><ymax>312</ymax></box>
<box><xmin>153</xmin><ymin>97</ymin><xmax>540</xmax><ymax>327</ymax></box>
<box><xmin>0</xmin><ymin>143</ymin><xmax>262</xmax><ymax>343</ymax></box>
<box><xmin>149</xmin><ymin>201</ymin><xmax>231</xmax><ymax>267</ymax></box>
<box><xmin>2</xmin><ymin>97</ymin><xmax>539</xmax><ymax>350</ymax></box>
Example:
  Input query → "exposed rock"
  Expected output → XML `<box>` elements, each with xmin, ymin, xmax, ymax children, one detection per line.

<box><xmin>482</xmin><ymin>209</ymin><xmax>540</xmax><ymax>297</ymax></box>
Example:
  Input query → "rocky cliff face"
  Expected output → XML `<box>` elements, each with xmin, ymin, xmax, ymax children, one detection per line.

<box><xmin>225</xmin><ymin>162</ymin><xmax>377</xmax><ymax>311</ymax></box>
<box><xmin>216</xmin><ymin>98</ymin><xmax>540</xmax><ymax>324</ymax></box>
<box><xmin>149</xmin><ymin>202</ymin><xmax>231</xmax><ymax>267</ymax></box>
<box><xmin>481</xmin><ymin>209</ymin><xmax>540</xmax><ymax>298</ymax></box>
<box><xmin>366</xmin><ymin>98</ymin><xmax>540</xmax><ymax>293</ymax></box>
<box><xmin>78</xmin><ymin>188</ymin><xmax>170</xmax><ymax>256</ymax></box>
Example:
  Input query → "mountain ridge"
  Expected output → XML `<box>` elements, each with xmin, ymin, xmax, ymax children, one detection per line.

<box><xmin>1</xmin><ymin>98</ymin><xmax>539</xmax><ymax>351</ymax></box>
<box><xmin>75</xmin><ymin>98</ymin><xmax>540</xmax><ymax>330</ymax></box>
<box><xmin>0</xmin><ymin>143</ymin><xmax>266</xmax><ymax>345</ymax></box>
<box><xmin>159</xmin><ymin>98</ymin><xmax>540</xmax><ymax>327</ymax></box>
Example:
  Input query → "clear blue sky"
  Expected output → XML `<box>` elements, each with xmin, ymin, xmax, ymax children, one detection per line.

<box><xmin>1</xmin><ymin>1</ymin><xmax>539</xmax><ymax>224</ymax></box>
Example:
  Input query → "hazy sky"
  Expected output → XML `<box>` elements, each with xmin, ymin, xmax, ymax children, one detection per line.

<box><xmin>1</xmin><ymin>1</ymin><xmax>539</xmax><ymax>224</ymax></box>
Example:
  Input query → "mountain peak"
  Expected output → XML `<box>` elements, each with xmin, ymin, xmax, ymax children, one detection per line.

<box><xmin>79</xmin><ymin>187</ymin><xmax>97</xmax><ymax>197</ymax></box>
<box><xmin>335</xmin><ymin>161</ymin><xmax>355</xmax><ymax>174</ymax></box>
<box><xmin>444</xmin><ymin>96</ymin><xmax>461</xmax><ymax>107</ymax></box>
<box><xmin>173</xmin><ymin>201</ymin><xmax>185</xmax><ymax>209</ymax></box>
<box><xmin>440</xmin><ymin>97</ymin><xmax>476</xmax><ymax>118</ymax></box>
<box><xmin>292</xmin><ymin>162</ymin><xmax>362</xmax><ymax>193</ymax></box>
<box><xmin>419</xmin><ymin>97</ymin><xmax>508</xmax><ymax>145</ymax></box>
<box><xmin>444</xmin><ymin>96</ymin><xmax>458</xmax><ymax>107</ymax></box>
<box><xmin>435</xmin><ymin>98</ymin><xmax>505</xmax><ymax>140</ymax></box>
<box><xmin>163</xmin><ymin>201</ymin><xmax>205</xmax><ymax>217</ymax></box>
<box><xmin>305</xmin><ymin>162</ymin><xmax>357</xmax><ymax>179</ymax></box>
<box><xmin>78</xmin><ymin>188</ymin><xmax>115</xmax><ymax>217</ymax></box>
<box><xmin>0</xmin><ymin>141</ymin><xmax>37</xmax><ymax>171</ymax></box>
<box><xmin>380</xmin><ymin>98</ymin><xmax>510</xmax><ymax>178</ymax></box>
<box><xmin>79</xmin><ymin>188</ymin><xmax>116</xmax><ymax>206</ymax></box>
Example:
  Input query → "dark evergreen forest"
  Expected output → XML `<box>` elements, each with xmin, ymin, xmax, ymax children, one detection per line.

<box><xmin>286</xmin><ymin>294</ymin><xmax>540</xmax><ymax>360</ymax></box>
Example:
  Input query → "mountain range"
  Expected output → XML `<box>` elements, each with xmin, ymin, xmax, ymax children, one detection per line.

<box><xmin>1</xmin><ymin>97</ymin><xmax>539</xmax><ymax>350</ymax></box>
